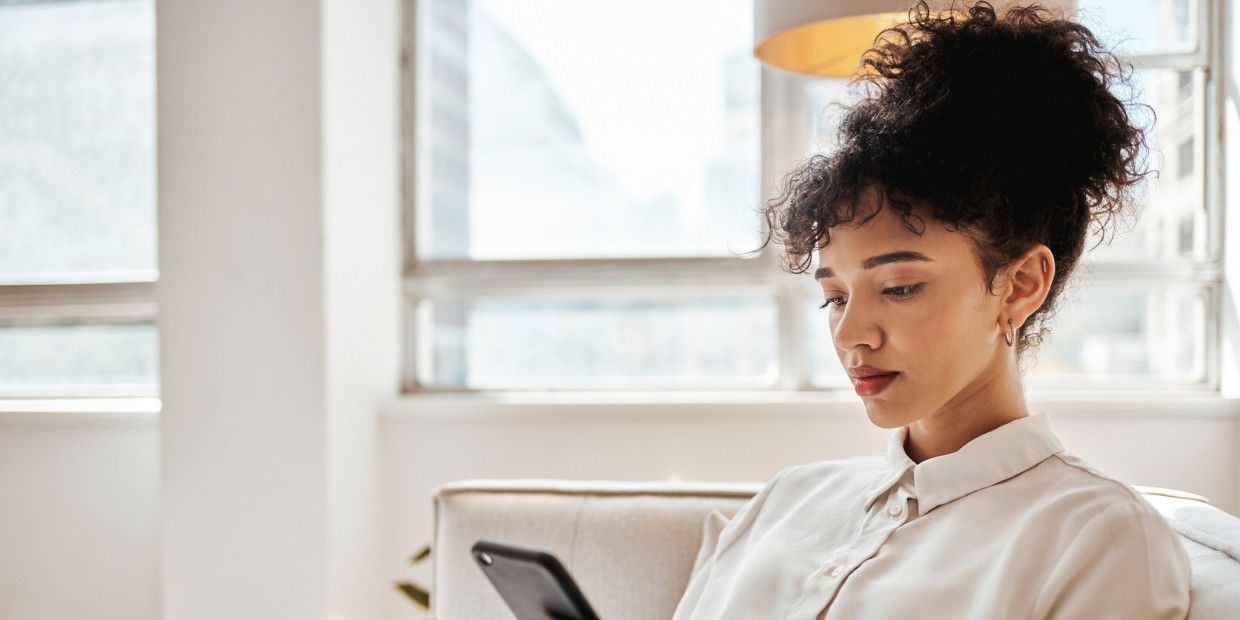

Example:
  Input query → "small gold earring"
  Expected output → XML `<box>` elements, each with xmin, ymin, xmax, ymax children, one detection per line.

<box><xmin>1004</xmin><ymin>318</ymin><xmax>1015</xmax><ymax>347</ymax></box>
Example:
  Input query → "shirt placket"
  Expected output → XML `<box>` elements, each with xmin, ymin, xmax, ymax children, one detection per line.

<box><xmin>785</xmin><ymin>473</ymin><xmax>916</xmax><ymax>620</ymax></box>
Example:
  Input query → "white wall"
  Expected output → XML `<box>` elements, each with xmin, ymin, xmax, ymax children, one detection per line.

<box><xmin>0</xmin><ymin>410</ymin><xmax>158</xmax><ymax>620</ymax></box>
<box><xmin>322</xmin><ymin>0</ymin><xmax>403</xmax><ymax>608</ymax></box>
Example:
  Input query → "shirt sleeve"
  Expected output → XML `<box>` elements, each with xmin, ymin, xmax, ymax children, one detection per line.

<box><xmin>672</xmin><ymin>465</ymin><xmax>794</xmax><ymax>620</ymax></box>
<box><xmin>1033</xmin><ymin>501</ymin><xmax>1192</xmax><ymax>620</ymax></box>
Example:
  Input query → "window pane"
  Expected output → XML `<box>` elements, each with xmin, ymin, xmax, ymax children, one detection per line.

<box><xmin>1088</xmin><ymin>68</ymin><xmax>1205</xmax><ymax>261</ymax></box>
<box><xmin>0</xmin><ymin>321</ymin><xmax>159</xmax><ymax>396</ymax></box>
<box><xmin>1075</xmin><ymin>0</ymin><xmax>1197</xmax><ymax>56</ymax></box>
<box><xmin>0</xmin><ymin>0</ymin><xmax>158</xmax><ymax>281</ymax></box>
<box><xmin>1028</xmin><ymin>284</ymin><xmax>1207</xmax><ymax>386</ymax></box>
<box><xmin>0</xmin><ymin>0</ymin><xmax>157</xmax><ymax>280</ymax></box>
<box><xmin>804</xmin><ymin>284</ymin><xmax>1209</xmax><ymax>389</ymax></box>
<box><xmin>806</xmin><ymin>77</ymin><xmax>869</xmax><ymax>156</ymax></box>
<box><xmin>419</xmin><ymin>294</ymin><xmax>777</xmax><ymax>388</ymax></box>
<box><xmin>417</xmin><ymin>0</ymin><xmax>760</xmax><ymax>260</ymax></box>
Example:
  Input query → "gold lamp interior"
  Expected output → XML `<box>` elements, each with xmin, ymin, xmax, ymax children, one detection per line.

<box><xmin>754</xmin><ymin>10</ymin><xmax>962</xmax><ymax>78</ymax></box>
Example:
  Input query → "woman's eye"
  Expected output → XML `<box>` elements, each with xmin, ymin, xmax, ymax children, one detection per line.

<box><xmin>885</xmin><ymin>283</ymin><xmax>923</xmax><ymax>299</ymax></box>
<box><xmin>818</xmin><ymin>283</ymin><xmax>923</xmax><ymax>310</ymax></box>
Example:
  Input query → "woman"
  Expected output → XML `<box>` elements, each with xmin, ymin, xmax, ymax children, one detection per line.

<box><xmin>672</xmin><ymin>1</ymin><xmax>1193</xmax><ymax>618</ymax></box>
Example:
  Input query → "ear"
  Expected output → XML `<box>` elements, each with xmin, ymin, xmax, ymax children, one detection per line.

<box><xmin>1003</xmin><ymin>245</ymin><xmax>1055</xmax><ymax>330</ymax></box>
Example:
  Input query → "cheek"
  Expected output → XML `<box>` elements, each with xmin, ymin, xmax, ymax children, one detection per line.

<box><xmin>894</xmin><ymin>303</ymin><xmax>942</xmax><ymax>353</ymax></box>
<box><xmin>900</xmin><ymin>288</ymin><xmax>985</xmax><ymax>365</ymax></box>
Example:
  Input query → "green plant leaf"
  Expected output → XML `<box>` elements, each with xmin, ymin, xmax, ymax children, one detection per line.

<box><xmin>396</xmin><ymin>582</ymin><xmax>430</xmax><ymax>609</ymax></box>
<box><xmin>411</xmin><ymin>543</ymin><xmax>431</xmax><ymax>564</ymax></box>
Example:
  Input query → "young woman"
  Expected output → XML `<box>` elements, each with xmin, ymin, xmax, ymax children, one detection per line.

<box><xmin>673</xmin><ymin>1</ymin><xmax>1192</xmax><ymax>618</ymax></box>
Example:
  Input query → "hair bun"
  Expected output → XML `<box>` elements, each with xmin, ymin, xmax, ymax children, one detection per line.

<box><xmin>854</xmin><ymin>0</ymin><xmax>1149</xmax><ymax>217</ymax></box>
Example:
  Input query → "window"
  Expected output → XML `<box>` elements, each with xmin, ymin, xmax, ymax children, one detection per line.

<box><xmin>403</xmin><ymin>0</ymin><xmax>1223</xmax><ymax>393</ymax></box>
<box><xmin>405</xmin><ymin>0</ymin><xmax>771</xmax><ymax>391</ymax></box>
<box><xmin>0</xmin><ymin>0</ymin><xmax>158</xmax><ymax>398</ymax></box>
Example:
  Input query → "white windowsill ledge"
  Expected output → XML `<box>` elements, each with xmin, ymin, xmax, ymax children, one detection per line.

<box><xmin>383</xmin><ymin>390</ymin><xmax>1240</xmax><ymax>422</ymax></box>
<box><xmin>0</xmin><ymin>397</ymin><xmax>160</xmax><ymax>426</ymax></box>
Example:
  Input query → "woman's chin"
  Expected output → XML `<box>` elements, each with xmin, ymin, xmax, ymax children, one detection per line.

<box><xmin>862</xmin><ymin>401</ymin><xmax>917</xmax><ymax>429</ymax></box>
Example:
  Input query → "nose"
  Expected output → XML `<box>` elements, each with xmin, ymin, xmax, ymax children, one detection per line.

<box><xmin>831</xmin><ymin>297</ymin><xmax>882</xmax><ymax>354</ymax></box>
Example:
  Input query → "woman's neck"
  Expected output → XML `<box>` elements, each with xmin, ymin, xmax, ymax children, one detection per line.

<box><xmin>903</xmin><ymin>361</ymin><xmax>1030</xmax><ymax>463</ymax></box>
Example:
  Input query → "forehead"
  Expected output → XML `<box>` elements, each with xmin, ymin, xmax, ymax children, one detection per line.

<box><xmin>816</xmin><ymin>192</ymin><xmax>971</xmax><ymax>267</ymax></box>
<box><xmin>819</xmin><ymin>207</ymin><xmax>923</xmax><ymax>251</ymax></box>
<box><xmin>819</xmin><ymin>202</ymin><xmax>920</xmax><ymax>252</ymax></box>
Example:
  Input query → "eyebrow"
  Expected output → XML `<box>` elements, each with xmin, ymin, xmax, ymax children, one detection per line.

<box><xmin>815</xmin><ymin>251</ymin><xmax>934</xmax><ymax>280</ymax></box>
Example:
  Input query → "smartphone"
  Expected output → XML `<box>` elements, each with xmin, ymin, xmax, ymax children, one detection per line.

<box><xmin>470</xmin><ymin>539</ymin><xmax>602</xmax><ymax>620</ymax></box>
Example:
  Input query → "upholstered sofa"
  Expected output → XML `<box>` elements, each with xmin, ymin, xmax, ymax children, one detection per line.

<box><xmin>430</xmin><ymin>479</ymin><xmax>1240</xmax><ymax>619</ymax></box>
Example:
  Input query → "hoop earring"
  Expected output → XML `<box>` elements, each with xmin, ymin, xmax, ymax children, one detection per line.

<box><xmin>1004</xmin><ymin>318</ymin><xmax>1016</xmax><ymax>347</ymax></box>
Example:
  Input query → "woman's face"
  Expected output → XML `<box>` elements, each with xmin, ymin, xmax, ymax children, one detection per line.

<box><xmin>816</xmin><ymin>188</ymin><xmax>1010</xmax><ymax>429</ymax></box>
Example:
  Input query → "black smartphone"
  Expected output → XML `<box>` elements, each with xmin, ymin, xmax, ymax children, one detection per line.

<box><xmin>470</xmin><ymin>539</ymin><xmax>602</xmax><ymax>620</ymax></box>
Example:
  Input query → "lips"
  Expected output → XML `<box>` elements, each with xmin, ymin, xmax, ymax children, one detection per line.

<box><xmin>848</xmin><ymin>364</ymin><xmax>899</xmax><ymax>379</ymax></box>
<box><xmin>853</xmin><ymin>371</ymin><xmax>899</xmax><ymax>396</ymax></box>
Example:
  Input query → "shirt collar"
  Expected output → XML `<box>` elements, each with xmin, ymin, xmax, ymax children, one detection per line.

<box><xmin>862</xmin><ymin>412</ymin><xmax>1067</xmax><ymax>516</ymax></box>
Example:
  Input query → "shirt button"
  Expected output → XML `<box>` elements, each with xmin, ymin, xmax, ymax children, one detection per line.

<box><xmin>887</xmin><ymin>501</ymin><xmax>903</xmax><ymax>517</ymax></box>
<box><xmin>827</xmin><ymin>565</ymin><xmax>842</xmax><ymax>578</ymax></box>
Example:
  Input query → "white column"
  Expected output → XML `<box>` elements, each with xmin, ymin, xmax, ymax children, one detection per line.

<box><xmin>1222</xmin><ymin>0</ymin><xmax>1240</xmax><ymax>513</ymax></box>
<box><xmin>1222</xmin><ymin>0</ymin><xmax>1240</xmax><ymax>400</ymax></box>
<box><xmin>156</xmin><ymin>0</ymin><xmax>399</xmax><ymax>617</ymax></box>
<box><xmin>323</xmin><ymin>0</ymin><xmax>401</xmax><ymax>616</ymax></box>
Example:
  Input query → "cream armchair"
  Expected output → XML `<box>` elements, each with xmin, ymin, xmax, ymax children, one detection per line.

<box><xmin>430</xmin><ymin>479</ymin><xmax>1240</xmax><ymax>619</ymax></box>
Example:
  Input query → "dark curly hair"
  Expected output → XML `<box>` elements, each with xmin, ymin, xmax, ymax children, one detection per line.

<box><xmin>750</xmin><ymin>0</ymin><xmax>1154</xmax><ymax>358</ymax></box>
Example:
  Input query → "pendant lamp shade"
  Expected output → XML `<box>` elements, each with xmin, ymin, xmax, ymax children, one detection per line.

<box><xmin>754</xmin><ymin>0</ymin><xmax>1077</xmax><ymax>78</ymax></box>
<box><xmin>753</xmin><ymin>0</ymin><xmax>913</xmax><ymax>78</ymax></box>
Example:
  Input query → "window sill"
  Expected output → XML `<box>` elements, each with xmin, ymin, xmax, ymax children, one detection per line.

<box><xmin>382</xmin><ymin>390</ymin><xmax>1240</xmax><ymax>422</ymax></box>
<box><xmin>0</xmin><ymin>397</ymin><xmax>160</xmax><ymax>426</ymax></box>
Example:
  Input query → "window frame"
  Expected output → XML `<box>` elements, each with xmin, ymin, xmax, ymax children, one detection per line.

<box><xmin>399</xmin><ymin>0</ymin><xmax>1227</xmax><ymax>395</ymax></box>
<box><xmin>0</xmin><ymin>275</ymin><xmax>159</xmax><ymax>398</ymax></box>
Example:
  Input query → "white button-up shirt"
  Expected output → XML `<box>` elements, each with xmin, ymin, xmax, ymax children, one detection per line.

<box><xmin>673</xmin><ymin>413</ymin><xmax>1192</xmax><ymax>619</ymax></box>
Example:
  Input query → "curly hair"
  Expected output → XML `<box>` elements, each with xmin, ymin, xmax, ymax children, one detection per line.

<box><xmin>751</xmin><ymin>0</ymin><xmax>1154</xmax><ymax>357</ymax></box>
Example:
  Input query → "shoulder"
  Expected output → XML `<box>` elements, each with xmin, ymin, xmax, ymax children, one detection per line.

<box><xmin>1039</xmin><ymin>450</ymin><xmax>1169</xmax><ymax>519</ymax></box>
<box><xmin>1028</xmin><ymin>450</ymin><xmax>1188</xmax><ymax>567</ymax></box>
<box><xmin>1029</xmin><ymin>453</ymin><xmax>1192</xmax><ymax>617</ymax></box>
